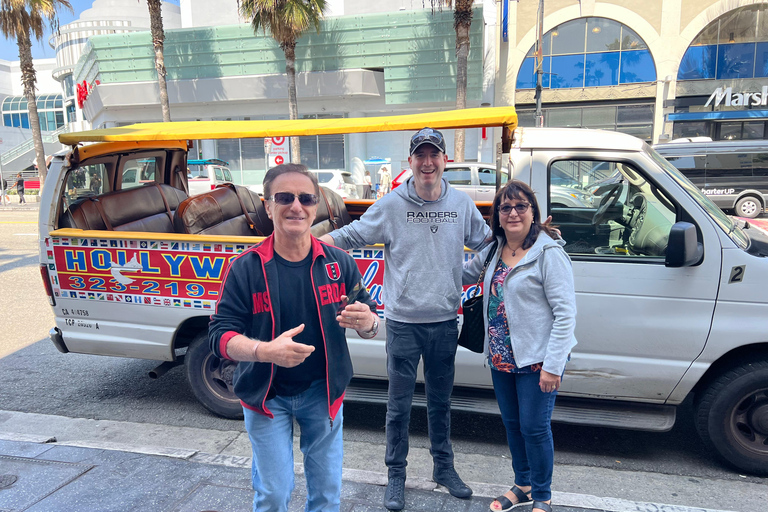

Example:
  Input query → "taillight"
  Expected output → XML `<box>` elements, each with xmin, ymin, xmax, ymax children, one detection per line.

<box><xmin>211</xmin><ymin>184</ymin><xmax>216</xmax><ymax>190</ymax></box>
<box><xmin>40</xmin><ymin>264</ymin><xmax>56</xmax><ymax>306</ymax></box>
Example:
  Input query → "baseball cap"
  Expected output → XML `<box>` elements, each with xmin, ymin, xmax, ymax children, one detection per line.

<box><xmin>409</xmin><ymin>128</ymin><xmax>446</xmax><ymax>155</ymax></box>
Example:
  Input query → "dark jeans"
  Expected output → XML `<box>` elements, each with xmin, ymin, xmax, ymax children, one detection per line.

<box><xmin>385</xmin><ymin>318</ymin><xmax>458</xmax><ymax>477</ymax></box>
<box><xmin>18</xmin><ymin>189</ymin><xmax>25</xmax><ymax>203</ymax></box>
<box><xmin>491</xmin><ymin>369</ymin><xmax>557</xmax><ymax>501</ymax></box>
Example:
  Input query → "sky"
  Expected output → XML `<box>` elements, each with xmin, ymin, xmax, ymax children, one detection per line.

<box><xmin>0</xmin><ymin>0</ymin><xmax>180</xmax><ymax>62</ymax></box>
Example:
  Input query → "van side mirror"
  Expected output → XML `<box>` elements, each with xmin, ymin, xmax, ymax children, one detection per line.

<box><xmin>665</xmin><ymin>221</ymin><xmax>703</xmax><ymax>267</ymax></box>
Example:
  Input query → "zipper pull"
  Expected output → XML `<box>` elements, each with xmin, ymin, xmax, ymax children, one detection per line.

<box><xmin>329</xmin><ymin>417</ymin><xmax>334</xmax><ymax>429</ymax></box>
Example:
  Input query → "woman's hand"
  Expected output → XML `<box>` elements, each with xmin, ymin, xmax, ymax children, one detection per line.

<box><xmin>539</xmin><ymin>370</ymin><xmax>561</xmax><ymax>393</ymax></box>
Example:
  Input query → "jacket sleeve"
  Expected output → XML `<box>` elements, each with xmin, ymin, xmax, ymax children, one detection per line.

<box><xmin>539</xmin><ymin>246</ymin><xmax>578</xmax><ymax>375</ymax></box>
<box><xmin>208</xmin><ymin>259</ymin><xmax>252</xmax><ymax>360</ymax></box>
<box><xmin>464</xmin><ymin>201</ymin><xmax>493</xmax><ymax>251</ymax></box>
<box><xmin>340</xmin><ymin>253</ymin><xmax>377</xmax><ymax>313</ymax></box>
<box><xmin>330</xmin><ymin>201</ymin><xmax>389</xmax><ymax>250</ymax></box>
<box><xmin>462</xmin><ymin>241</ymin><xmax>494</xmax><ymax>285</ymax></box>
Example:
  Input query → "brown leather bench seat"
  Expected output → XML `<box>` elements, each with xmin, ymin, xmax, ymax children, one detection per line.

<box><xmin>311</xmin><ymin>187</ymin><xmax>353</xmax><ymax>237</ymax></box>
<box><xmin>173</xmin><ymin>184</ymin><xmax>273</xmax><ymax>236</ymax></box>
<box><xmin>60</xmin><ymin>184</ymin><xmax>187</xmax><ymax>232</ymax></box>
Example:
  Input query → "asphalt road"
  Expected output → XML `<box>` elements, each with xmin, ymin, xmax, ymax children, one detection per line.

<box><xmin>1</xmin><ymin>209</ymin><xmax>766</xmax><ymax>506</ymax></box>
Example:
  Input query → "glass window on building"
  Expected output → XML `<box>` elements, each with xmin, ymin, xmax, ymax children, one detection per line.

<box><xmin>1</xmin><ymin>93</ymin><xmax>66</xmax><ymax>130</ymax></box>
<box><xmin>299</xmin><ymin>114</ymin><xmax>345</xmax><ymax>169</ymax></box>
<box><xmin>679</xmin><ymin>5</ymin><xmax>768</xmax><ymax>81</ymax></box>
<box><xmin>517</xmin><ymin>103</ymin><xmax>654</xmax><ymax>142</ymax></box>
<box><xmin>517</xmin><ymin>17</ymin><xmax>656</xmax><ymax>90</ymax></box>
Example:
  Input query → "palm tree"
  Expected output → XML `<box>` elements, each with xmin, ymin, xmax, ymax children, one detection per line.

<box><xmin>145</xmin><ymin>0</ymin><xmax>171</xmax><ymax>122</ymax></box>
<box><xmin>0</xmin><ymin>0</ymin><xmax>72</xmax><ymax>186</ymax></box>
<box><xmin>432</xmin><ymin>0</ymin><xmax>473</xmax><ymax>162</ymax></box>
<box><xmin>240</xmin><ymin>0</ymin><xmax>327</xmax><ymax>164</ymax></box>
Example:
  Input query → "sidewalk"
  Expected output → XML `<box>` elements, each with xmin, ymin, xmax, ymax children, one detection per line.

<box><xmin>0</xmin><ymin>411</ymin><xmax>741</xmax><ymax>512</ymax></box>
<box><xmin>0</xmin><ymin>198</ymin><xmax>39</xmax><ymax>211</ymax></box>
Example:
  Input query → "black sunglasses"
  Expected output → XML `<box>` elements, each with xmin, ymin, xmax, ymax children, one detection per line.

<box><xmin>269</xmin><ymin>192</ymin><xmax>319</xmax><ymax>206</ymax></box>
<box><xmin>412</xmin><ymin>129</ymin><xmax>444</xmax><ymax>145</ymax></box>
<box><xmin>497</xmin><ymin>203</ymin><xmax>531</xmax><ymax>215</ymax></box>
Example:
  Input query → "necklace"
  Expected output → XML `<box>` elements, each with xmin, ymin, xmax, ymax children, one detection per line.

<box><xmin>506</xmin><ymin>243</ymin><xmax>524</xmax><ymax>257</ymax></box>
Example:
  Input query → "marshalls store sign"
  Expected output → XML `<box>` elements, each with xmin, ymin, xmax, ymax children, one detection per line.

<box><xmin>705</xmin><ymin>86</ymin><xmax>768</xmax><ymax>107</ymax></box>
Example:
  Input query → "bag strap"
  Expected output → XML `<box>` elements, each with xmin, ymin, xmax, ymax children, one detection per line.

<box><xmin>471</xmin><ymin>240</ymin><xmax>499</xmax><ymax>298</ymax></box>
<box><xmin>221</xmin><ymin>183</ymin><xmax>264</xmax><ymax>236</ymax></box>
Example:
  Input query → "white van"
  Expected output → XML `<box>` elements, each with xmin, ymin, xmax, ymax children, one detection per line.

<box><xmin>38</xmin><ymin>111</ymin><xmax>768</xmax><ymax>475</ymax></box>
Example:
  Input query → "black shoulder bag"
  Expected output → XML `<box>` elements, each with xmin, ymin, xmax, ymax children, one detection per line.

<box><xmin>458</xmin><ymin>240</ymin><xmax>498</xmax><ymax>353</ymax></box>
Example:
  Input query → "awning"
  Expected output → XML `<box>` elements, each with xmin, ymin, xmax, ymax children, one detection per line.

<box><xmin>667</xmin><ymin>110</ymin><xmax>768</xmax><ymax>122</ymax></box>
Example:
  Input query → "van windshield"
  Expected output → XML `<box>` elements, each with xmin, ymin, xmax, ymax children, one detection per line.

<box><xmin>646</xmin><ymin>147</ymin><xmax>748</xmax><ymax>248</ymax></box>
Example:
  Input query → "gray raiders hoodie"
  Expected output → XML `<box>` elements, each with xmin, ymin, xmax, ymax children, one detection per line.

<box><xmin>329</xmin><ymin>177</ymin><xmax>492</xmax><ymax>323</ymax></box>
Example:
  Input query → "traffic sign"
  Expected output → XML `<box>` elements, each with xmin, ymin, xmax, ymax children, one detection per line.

<box><xmin>268</xmin><ymin>137</ymin><xmax>289</xmax><ymax>168</ymax></box>
<box><xmin>275</xmin><ymin>155</ymin><xmax>284</xmax><ymax>165</ymax></box>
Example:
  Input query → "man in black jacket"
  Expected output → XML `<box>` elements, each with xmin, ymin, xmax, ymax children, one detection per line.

<box><xmin>14</xmin><ymin>173</ymin><xmax>25</xmax><ymax>204</ymax></box>
<box><xmin>209</xmin><ymin>163</ymin><xmax>379</xmax><ymax>512</ymax></box>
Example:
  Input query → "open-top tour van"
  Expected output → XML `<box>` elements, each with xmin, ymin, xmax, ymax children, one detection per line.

<box><xmin>38</xmin><ymin>108</ymin><xmax>768</xmax><ymax>475</ymax></box>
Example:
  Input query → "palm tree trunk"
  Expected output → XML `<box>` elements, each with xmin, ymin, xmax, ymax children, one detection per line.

<box><xmin>148</xmin><ymin>0</ymin><xmax>171</xmax><ymax>122</ymax></box>
<box><xmin>17</xmin><ymin>33</ymin><xmax>47</xmax><ymax>187</ymax></box>
<box><xmin>283</xmin><ymin>41</ymin><xmax>301</xmax><ymax>164</ymax></box>
<box><xmin>453</xmin><ymin>4</ymin><xmax>473</xmax><ymax>162</ymax></box>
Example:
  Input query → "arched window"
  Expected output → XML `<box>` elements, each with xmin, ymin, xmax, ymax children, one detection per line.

<box><xmin>517</xmin><ymin>17</ymin><xmax>656</xmax><ymax>89</ymax></box>
<box><xmin>679</xmin><ymin>5</ymin><xmax>768</xmax><ymax>80</ymax></box>
<box><xmin>1</xmin><ymin>94</ymin><xmax>66</xmax><ymax>131</ymax></box>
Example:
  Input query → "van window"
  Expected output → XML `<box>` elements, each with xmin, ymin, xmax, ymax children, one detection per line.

<box><xmin>214</xmin><ymin>167</ymin><xmax>225</xmax><ymax>181</ymax></box>
<box><xmin>64</xmin><ymin>163</ymin><xmax>108</xmax><ymax>206</ymax></box>
<box><xmin>122</xmin><ymin>157</ymin><xmax>158</xmax><ymax>190</ymax></box>
<box><xmin>443</xmin><ymin>168</ymin><xmax>472</xmax><ymax>186</ymax></box>
<box><xmin>477</xmin><ymin>167</ymin><xmax>507</xmax><ymax>186</ymax></box>
<box><xmin>188</xmin><ymin>164</ymin><xmax>209</xmax><ymax>179</ymax></box>
<box><xmin>663</xmin><ymin>155</ymin><xmax>706</xmax><ymax>180</ymax></box>
<box><xmin>223</xmin><ymin>168</ymin><xmax>233</xmax><ymax>181</ymax></box>
<box><xmin>705</xmin><ymin>153</ymin><xmax>753</xmax><ymax>178</ymax></box>
<box><xmin>550</xmin><ymin>160</ymin><xmax>676</xmax><ymax>259</ymax></box>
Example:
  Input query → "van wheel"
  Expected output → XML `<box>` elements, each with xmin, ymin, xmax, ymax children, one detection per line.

<box><xmin>694</xmin><ymin>360</ymin><xmax>768</xmax><ymax>475</ymax></box>
<box><xmin>735</xmin><ymin>196</ymin><xmax>761</xmax><ymax>218</ymax></box>
<box><xmin>185</xmin><ymin>332</ymin><xmax>243</xmax><ymax>419</ymax></box>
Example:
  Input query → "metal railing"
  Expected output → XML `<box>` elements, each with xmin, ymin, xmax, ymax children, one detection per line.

<box><xmin>0</xmin><ymin>124</ymin><xmax>70</xmax><ymax>165</ymax></box>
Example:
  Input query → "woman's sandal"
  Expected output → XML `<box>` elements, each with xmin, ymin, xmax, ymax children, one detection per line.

<box><xmin>532</xmin><ymin>501</ymin><xmax>553</xmax><ymax>512</ymax></box>
<box><xmin>489</xmin><ymin>485</ymin><xmax>532</xmax><ymax>512</ymax></box>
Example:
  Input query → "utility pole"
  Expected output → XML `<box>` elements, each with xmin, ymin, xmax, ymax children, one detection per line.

<box><xmin>535</xmin><ymin>0</ymin><xmax>544</xmax><ymax>127</ymax></box>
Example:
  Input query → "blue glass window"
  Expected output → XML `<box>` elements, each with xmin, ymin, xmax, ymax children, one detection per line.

<box><xmin>586</xmin><ymin>52</ymin><xmax>619</xmax><ymax>86</ymax></box>
<box><xmin>516</xmin><ymin>56</ymin><xmax>551</xmax><ymax>89</ymax></box>
<box><xmin>3</xmin><ymin>114</ymin><xmax>11</xmax><ymax>126</ymax></box>
<box><xmin>620</xmin><ymin>50</ymin><xmax>655</xmax><ymax>83</ymax></box>
<box><xmin>20</xmin><ymin>113</ymin><xmax>29</xmax><ymax>129</ymax></box>
<box><xmin>717</xmin><ymin>43</ymin><xmax>757</xmax><ymax>79</ymax></box>
<box><xmin>11</xmin><ymin>113</ymin><xmax>20</xmax><ymax>127</ymax></box>
<box><xmin>754</xmin><ymin>42</ymin><xmax>768</xmax><ymax>77</ymax></box>
<box><xmin>678</xmin><ymin>45</ymin><xmax>716</xmax><ymax>79</ymax></box>
<box><xmin>550</xmin><ymin>54</ymin><xmax>585</xmax><ymax>88</ymax></box>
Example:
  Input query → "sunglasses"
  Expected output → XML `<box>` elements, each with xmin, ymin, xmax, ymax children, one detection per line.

<box><xmin>497</xmin><ymin>203</ymin><xmax>531</xmax><ymax>215</ymax></box>
<box><xmin>412</xmin><ymin>128</ymin><xmax>444</xmax><ymax>146</ymax></box>
<box><xmin>269</xmin><ymin>192</ymin><xmax>319</xmax><ymax>206</ymax></box>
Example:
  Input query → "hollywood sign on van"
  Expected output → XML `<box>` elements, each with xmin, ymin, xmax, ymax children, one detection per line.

<box><xmin>705</xmin><ymin>86</ymin><xmax>768</xmax><ymax>107</ymax></box>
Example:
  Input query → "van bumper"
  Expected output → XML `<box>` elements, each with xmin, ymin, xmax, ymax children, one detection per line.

<box><xmin>49</xmin><ymin>327</ymin><xmax>69</xmax><ymax>354</ymax></box>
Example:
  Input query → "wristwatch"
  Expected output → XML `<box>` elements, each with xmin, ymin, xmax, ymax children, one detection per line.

<box><xmin>359</xmin><ymin>314</ymin><xmax>379</xmax><ymax>338</ymax></box>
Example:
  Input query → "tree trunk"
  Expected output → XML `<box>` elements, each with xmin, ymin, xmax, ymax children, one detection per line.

<box><xmin>17</xmin><ymin>33</ymin><xmax>47</xmax><ymax>187</ymax></box>
<box><xmin>148</xmin><ymin>0</ymin><xmax>171</xmax><ymax>122</ymax></box>
<box><xmin>283</xmin><ymin>42</ymin><xmax>301</xmax><ymax>164</ymax></box>
<box><xmin>454</xmin><ymin>6</ymin><xmax>472</xmax><ymax>162</ymax></box>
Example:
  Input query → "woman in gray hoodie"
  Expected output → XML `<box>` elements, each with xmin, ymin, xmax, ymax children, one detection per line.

<box><xmin>463</xmin><ymin>180</ymin><xmax>577</xmax><ymax>512</ymax></box>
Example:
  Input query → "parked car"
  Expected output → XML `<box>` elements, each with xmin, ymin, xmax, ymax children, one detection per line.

<box><xmin>311</xmin><ymin>169</ymin><xmax>359</xmax><ymax>199</ymax></box>
<box><xmin>187</xmin><ymin>159</ymin><xmax>233</xmax><ymax>196</ymax></box>
<box><xmin>41</xmin><ymin>110</ymin><xmax>768</xmax><ymax>475</ymax></box>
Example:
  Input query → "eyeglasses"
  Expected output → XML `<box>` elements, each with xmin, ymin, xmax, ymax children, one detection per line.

<box><xmin>269</xmin><ymin>192</ymin><xmax>319</xmax><ymax>206</ymax></box>
<box><xmin>410</xmin><ymin>128</ymin><xmax>446</xmax><ymax>154</ymax></box>
<box><xmin>497</xmin><ymin>203</ymin><xmax>531</xmax><ymax>215</ymax></box>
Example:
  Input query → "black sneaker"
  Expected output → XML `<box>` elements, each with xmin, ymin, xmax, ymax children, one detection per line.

<box><xmin>384</xmin><ymin>476</ymin><xmax>406</xmax><ymax>510</ymax></box>
<box><xmin>432</xmin><ymin>465</ymin><xmax>472</xmax><ymax>499</ymax></box>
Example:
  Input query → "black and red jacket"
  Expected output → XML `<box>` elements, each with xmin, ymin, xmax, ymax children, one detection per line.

<box><xmin>208</xmin><ymin>234</ymin><xmax>376</xmax><ymax>419</ymax></box>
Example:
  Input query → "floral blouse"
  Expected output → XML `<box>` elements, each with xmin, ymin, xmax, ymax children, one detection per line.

<box><xmin>487</xmin><ymin>258</ymin><xmax>542</xmax><ymax>374</ymax></box>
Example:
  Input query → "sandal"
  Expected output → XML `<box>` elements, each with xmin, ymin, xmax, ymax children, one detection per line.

<box><xmin>532</xmin><ymin>501</ymin><xmax>553</xmax><ymax>512</ymax></box>
<box><xmin>489</xmin><ymin>485</ymin><xmax>532</xmax><ymax>512</ymax></box>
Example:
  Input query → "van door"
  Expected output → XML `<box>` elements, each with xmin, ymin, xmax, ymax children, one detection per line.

<box><xmin>537</xmin><ymin>152</ymin><xmax>721</xmax><ymax>401</ymax></box>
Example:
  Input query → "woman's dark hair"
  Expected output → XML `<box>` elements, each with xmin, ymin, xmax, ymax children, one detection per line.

<box><xmin>491</xmin><ymin>179</ymin><xmax>557</xmax><ymax>250</ymax></box>
<box><xmin>262</xmin><ymin>163</ymin><xmax>319</xmax><ymax>198</ymax></box>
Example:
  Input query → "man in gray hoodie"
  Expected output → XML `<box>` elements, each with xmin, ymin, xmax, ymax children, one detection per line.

<box><xmin>319</xmin><ymin>128</ymin><xmax>491</xmax><ymax>510</ymax></box>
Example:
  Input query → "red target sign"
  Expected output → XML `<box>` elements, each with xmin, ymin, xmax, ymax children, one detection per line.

<box><xmin>268</xmin><ymin>137</ymin><xmax>290</xmax><ymax>168</ymax></box>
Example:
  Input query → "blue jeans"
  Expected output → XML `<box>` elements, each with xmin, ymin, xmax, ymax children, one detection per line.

<box><xmin>491</xmin><ymin>369</ymin><xmax>557</xmax><ymax>502</ymax></box>
<box><xmin>385</xmin><ymin>319</ymin><xmax>458</xmax><ymax>477</ymax></box>
<box><xmin>243</xmin><ymin>379</ymin><xmax>344</xmax><ymax>512</ymax></box>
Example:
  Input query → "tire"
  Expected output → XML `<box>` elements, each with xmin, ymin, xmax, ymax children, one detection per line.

<box><xmin>735</xmin><ymin>196</ymin><xmax>761</xmax><ymax>218</ymax></box>
<box><xmin>694</xmin><ymin>360</ymin><xmax>768</xmax><ymax>475</ymax></box>
<box><xmin>185</xmin><ymin>331</ymin><xmax>243</xmax><ymax>419</ymax></box>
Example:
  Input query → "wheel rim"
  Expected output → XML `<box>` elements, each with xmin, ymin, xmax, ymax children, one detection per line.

<box><xmin>200</xmin><ymin>352</ymin><xmax>240</xmax><ymax>404</ymax></box>
<box><xmin>729</xmin><ymin>386</ymin><xmax>768</xmax><ymax>456</ymax></box>
<box><xmin>740</xmin><ymin>200</ymin><xmax>758</xmax><ymax>216</ymax></box>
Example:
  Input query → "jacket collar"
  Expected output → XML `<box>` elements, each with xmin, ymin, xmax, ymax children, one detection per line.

<box><xmin>254</xmin><ymin>233</ymin><xmax>327</xmax><ymax>262</ymax></box>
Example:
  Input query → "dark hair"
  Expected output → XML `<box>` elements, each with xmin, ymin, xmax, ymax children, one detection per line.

<box><xmin>491</xmin><ymin>180</ymin><xmax>557</xmax><ymax>250</ymax></box>
<box><xmin>262</xmin><ymin>163</ymin><xmax>319</xmax><ymax>198</ymax></box>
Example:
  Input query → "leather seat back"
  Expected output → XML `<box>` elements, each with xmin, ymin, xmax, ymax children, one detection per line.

<box><xmin>310</xmin><ymin>187</ymin><xmax>353</xmax><ymax>237</ymax></box>
<box><xmin>174</xmin><ymin>185</ymin><xmax>273</xmax><ymax>236</ymax></box>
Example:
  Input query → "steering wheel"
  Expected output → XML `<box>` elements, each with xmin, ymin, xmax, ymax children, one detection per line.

<box><xmin>592</xmin><ymin>183</ymin><xmax>623</xmax><ymax>225</ymax></box>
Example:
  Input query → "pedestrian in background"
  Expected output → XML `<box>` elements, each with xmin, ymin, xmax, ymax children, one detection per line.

<box><xmin>463</xmin><ymin>180</ymin><xmax>577</xmax><ymax>512</ymax></box>
<box><xmin>378</xmin><ymin>166</ymin><xmax>391</xmax><ymax>196</ymax></box>
<box><xmin>14</xmin><ymin>173</ymin><xmax>25</xmax><ymax>204</ymax></box>
<box><xmin>209</xmin><ymin>163</ymin><xmax>379</xmax><ymax>512</ymax></box>
<box><xmin>320</xmin><ymin>128</ymin><xmax>490</xmax><ymax>510</ymax></box>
